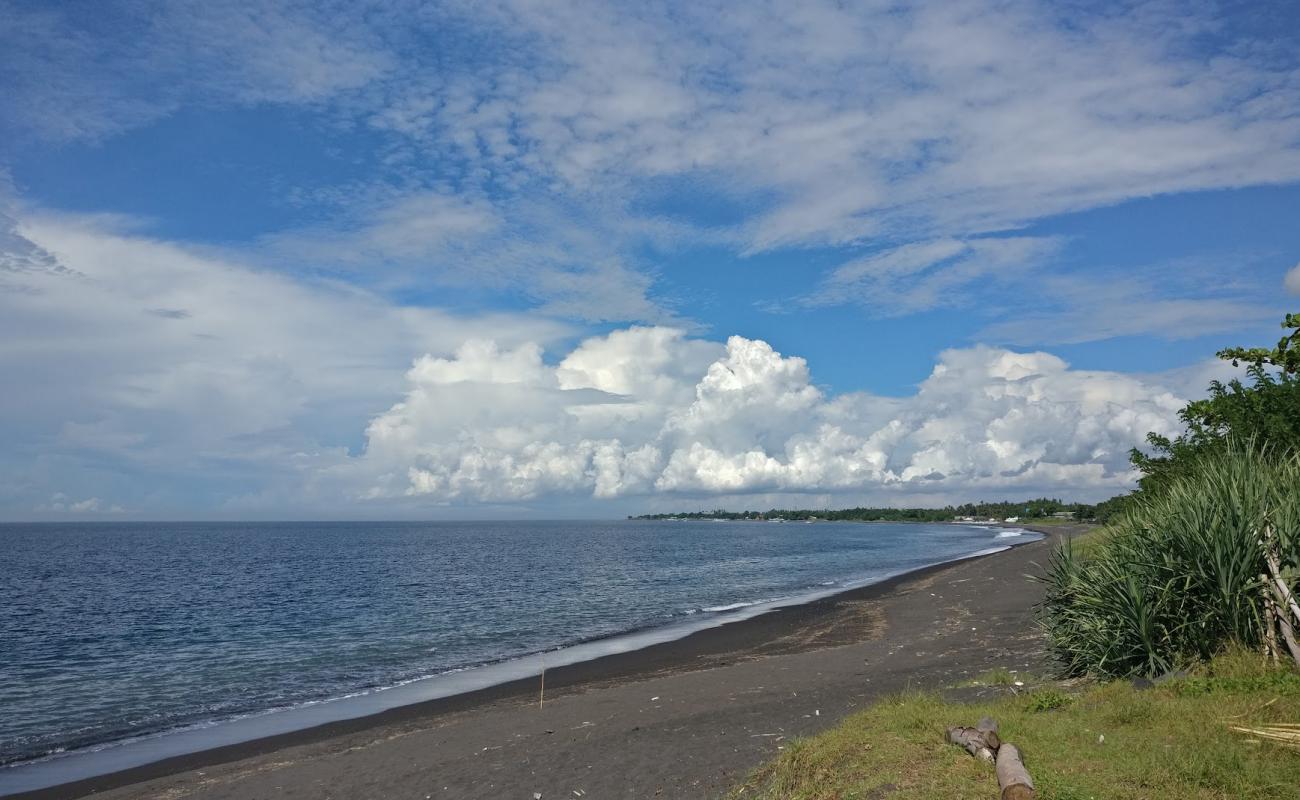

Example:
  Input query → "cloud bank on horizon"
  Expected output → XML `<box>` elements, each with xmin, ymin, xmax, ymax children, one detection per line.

<box><xmin>353</xmin><ymin>327</ymin><xmax>1189</xmax><ymax>504</ymax></box>
<box><xmin>1</xmin><ymin>0</ymin><xmax>1299</xmax><ymax>516</ymax></box>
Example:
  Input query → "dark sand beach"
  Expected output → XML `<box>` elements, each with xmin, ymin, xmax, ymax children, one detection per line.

<box><xmin>14</xmin><ymin>525</ymin><xmax>1077</xmax><ymax>800</ymax></box>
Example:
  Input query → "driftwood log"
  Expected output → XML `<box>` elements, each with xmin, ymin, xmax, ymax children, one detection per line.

<box><xmin>946</xmin><ymin>717</ymin><xmax>1035</xmax><ymax>799</ymax></box>
<box><xmin>946</xmin><ymin>722</ymin><xmax>997</xmax><ymax>762</ymax></box>
<box><xmin>977</xmin><ymin>716</ymin><xmax>1002</xmax><ymax>750</ymax></box>
<box><xmin>994</xmin><ymin>743</ymin><xmax>1035</xmax><ymax>800</ymax></box>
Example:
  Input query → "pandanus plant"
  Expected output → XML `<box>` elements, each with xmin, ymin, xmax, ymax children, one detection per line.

<box><xmin>1039</xmin><ymin>443</ymin><xmax>1300</xmax><ymax>678</ymax></box>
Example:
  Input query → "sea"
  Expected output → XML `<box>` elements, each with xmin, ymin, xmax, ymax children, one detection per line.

<box><xmin>0</xmin><ymin>519</ymin><xmax>1035</xmax><ymax>794</ymax></box>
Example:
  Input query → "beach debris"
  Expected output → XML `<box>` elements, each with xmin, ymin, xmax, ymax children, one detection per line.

<box><xmin>1229</xmin><ymin>723</ymin><xmax>1300</xmax><ymax>751</ymax></box>
<box><xmin>945</xmin><ymin>717</ymin><xmax>1036</xmax><ymax>799</ymax></box>
<box><xmin>538</xmin><ymin>655</ymin><xmax>546</xmax><ymax>710</ymax></box>
<box><xmin>995</xmin><ymin>743</ymin><xmax>1035</xmax><ymax>800</ymax></box>
<box><xmin>651</xmin><ymin>696</ymin><xmax>660</xmax><ymax>701</ymax></box>
<box><xmin>946</xmin><ymin>717</ymin><xmax>1000</xmax><ymax>762</ymax></box>
<box><xmin>534</xmin><ymin>793</ymin><xmax>542</xmax><ymax>799</ymax></box>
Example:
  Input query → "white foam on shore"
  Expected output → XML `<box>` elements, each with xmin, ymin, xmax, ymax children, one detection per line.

<box><xmin>702</xmin><ymin>601</ymin><xmax>763</xmax><ymax>612</ymax></box>
<box><xmin>0</xmin><ymin>528</ymin><xmax>1040</xmax><ymax>797</ymax></box>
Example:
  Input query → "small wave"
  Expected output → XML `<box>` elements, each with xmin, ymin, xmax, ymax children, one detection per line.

<box><xmin>702</xmin><ymin>601</ymin><xmax>758</xmax><ymax>612</ymax></box>
<box><xmin>995</xmin><ymin>531</ymin><xmax>1023</xmax><ymax>539</ymax></box>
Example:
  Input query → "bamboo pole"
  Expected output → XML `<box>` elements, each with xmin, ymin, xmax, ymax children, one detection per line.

<box><xmin>1263</xmin><ymin>581</ymin><xmax>1280</xmax><ymax>665</ymax></box>
<box><xmin>1262</xmin><ymin>523</ymin><xmax>1300</xmax><ymax>667</ymax></box>
<box><xmin>1270</xmin><ymin>584</ymin><xmax>1300</xmax><ymax>666</ymax></box>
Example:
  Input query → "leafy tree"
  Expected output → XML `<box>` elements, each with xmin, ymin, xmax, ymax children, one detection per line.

<box><xmin>1130</xmin><ymin>312</ymin><xmax>1300</xmax><ymax>494</ymax></box>
<box><xmin>1084</xmin><ymin>493</ymin><xmax>1131</xmax><ymax>524</ymax></box>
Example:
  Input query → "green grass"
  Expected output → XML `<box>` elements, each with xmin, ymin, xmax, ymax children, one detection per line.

<box><xmin>959</xmin><ymin>667</ymin><xmax>1020</xmax><ymax>687</ymax></box>
<box><xmin>1060</xmin><ymin>525</ymin><xmax>1108</xmax><ymax>562</ymax></box>
<box><xmin>728</xmin><ymin>651</ymin><xmax>1300</xmax><ymax>800</ymax></box>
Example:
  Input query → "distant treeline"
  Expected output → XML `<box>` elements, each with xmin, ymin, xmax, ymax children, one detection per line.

<box><xmin>631</xmin><ymin>497</ymin><xmax>1113</xmax><ymax>523</ymax></box>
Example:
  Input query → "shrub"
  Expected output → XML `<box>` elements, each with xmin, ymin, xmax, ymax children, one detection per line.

<box><xmin>1024</xmin><ymin>689</ymin><xmax>1074</xmax><ymax>712</ymax></box>
<box><xmin>1040</xmin><ymin>443</ymin><xmax>1300</xmax><ymax>678</ymax></box>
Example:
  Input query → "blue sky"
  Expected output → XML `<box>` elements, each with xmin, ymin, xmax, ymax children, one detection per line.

<box><xmin>2</xmin><ymin>0</ymin><xmax>1299</xmax><ymax>519</ymax></box>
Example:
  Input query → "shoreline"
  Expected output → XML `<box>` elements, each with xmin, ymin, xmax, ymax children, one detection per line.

<box><xmin>5</xmin><ymin>525</ymin><xmax>1066</xmax><ymax>800</ymax></box>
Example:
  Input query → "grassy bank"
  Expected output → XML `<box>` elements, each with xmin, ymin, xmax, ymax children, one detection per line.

<box><xmin>729</xmin><ymin>651</ymin><xmax>1300</xmax><ymax>800</ymax></box>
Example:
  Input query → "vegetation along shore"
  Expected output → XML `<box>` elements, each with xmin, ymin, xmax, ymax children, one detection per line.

<box><xmin>736</xmin><ymin>313</ymin><xmax>1300</xmax><ymax>798</ymax></box>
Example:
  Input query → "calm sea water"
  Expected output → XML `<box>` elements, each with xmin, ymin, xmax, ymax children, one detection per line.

<box><xmin>0</xmin><ymin>520</ymin><xmax>1029</xmax><ymax>773</ymax></box>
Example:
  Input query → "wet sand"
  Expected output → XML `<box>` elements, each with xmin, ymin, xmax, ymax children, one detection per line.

<box><xmin>13</xmin><ymin>524</ymin><xmax>1078</xmax><ymax>800</ymax></box>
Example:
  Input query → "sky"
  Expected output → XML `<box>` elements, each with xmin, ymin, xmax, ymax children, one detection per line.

<box><xmin>2</xmin><ymin>0</ymin><xmax>1299</xmax><ymax>520</ymax></box>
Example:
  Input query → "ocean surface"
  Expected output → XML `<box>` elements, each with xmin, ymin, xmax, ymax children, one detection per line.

<box><xmin>0</xmin><ymin>519</ymin><xmax>1033</xmax><ymax>789</ymax></box>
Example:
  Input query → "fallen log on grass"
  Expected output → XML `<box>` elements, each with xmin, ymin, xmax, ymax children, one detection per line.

<box><xmin>945</xmin><ymin>717</ymin><xmax>1035</xmax><ymax>799</ymax></box>
<box><xmin>946</xmin><ymin>723</ymin><xmax>997</xmax><ymax>762</ymax></box>
<box><xmin>995</xmin><ymin>742</ymin><xmax>1035</xmax><ymax>800</ymax></box>
<box><xmin>977</xmin><ymin>716</ymin><xmax>1002</xmax><ymax>750</ymax></box>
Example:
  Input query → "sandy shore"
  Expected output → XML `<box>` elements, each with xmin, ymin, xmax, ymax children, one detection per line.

<box><xmin>12</xmin><ymin>525</ymin><xmax>1077</xmax><ymax>800</ymax></box>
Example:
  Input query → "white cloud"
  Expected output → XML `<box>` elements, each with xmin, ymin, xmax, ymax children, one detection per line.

<box><xmin>385</xmin><ymin>0</ymin><xmax>1300</xmax><ymax>253</ymax></box>
<box><xmin>1286</xmin><ymin>262</ymin><xmax>1300</xmax><ymax>295</ymax></box>
<box><xmin>977</xmin><ymin>268</ymin><xmax>1278</xmax><ymax>345</ymax></box>
<box><xmin>0</xmin><ymin>0</ymin><xmax>393</xmax><ymax>143</ymax></box>
<box><xmin>805</xmin><ymin>236</ymin><xmax>1063</xmax><ymax>314</ymax></box>
<box><xmin>13</xmin><ymin>1</ymin><xmax>1297</xmax><ymax>255</ymax></box>
<box><xmin>263</xmin><ymin>191</ymin><xmax>678</xmax><ymax>324</ymax></box>
<box><xmin>347</xmin><ymin>326</ymin><xmax>1190</xmax><ymax>505</ymax></box>
<box><xmin>0</xmin><ymin>208</ymin><xmax>572</xmax><ymax>513</ymax></box>
<box><xmin>338</xmin><ymin>0</ymin><xmax>1300</xmax><ymax>325</ymax></box>
<box><xmin>6</xmin><ymin>1</ymin><xmax>1295</xmax><ymax>330</ymax></box>
<box><xmin>275</xmin><ymin>192</ymin><xmax>502</xmax><ymax>264</ymax></box>
<box><xmin>3</xmin><ymin>1</ymin><xmax>1292</xmax><ymax>515</ymax></box>
<box><xmin>0</xmin><ymin>204</ymin><xmax>1210</xmax><ymax>513</ymax></box>
<box><xmin>35</xmin><ymin>494</ymin><xmax>124</xmax><ymax>514</ymax></box>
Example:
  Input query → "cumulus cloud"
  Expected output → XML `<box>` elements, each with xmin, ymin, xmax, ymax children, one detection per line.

<box><xmin>1286</xmin><ymin>262</ymin><xmax>1300</xmax><ymax>295</ymax></box>
<box><xmin>348</xmin><ymin>327</ymin><xmax>1189</xmax><ymax>505</ymax></box>
<box><xmin>3</xmin><ymin>1</ymin><xmax>1289</xmax><ymax>515</ymax></box>
<box><xmin>0</xmin><ymin>202</ymin><xmax>1211</xmax><ymax>514</ymax></box>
